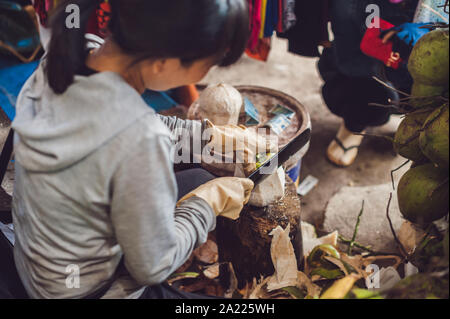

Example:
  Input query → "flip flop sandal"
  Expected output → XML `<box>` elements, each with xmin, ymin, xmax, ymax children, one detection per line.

<box><xmin>326</xmin><ymin>137</ymin><xmax>361</xmax><ymax>167</ymax></box>
<box><xmin>333</xmin><ymin>137</ymin><xmax>360</xmax><ymax>153</ymax></box>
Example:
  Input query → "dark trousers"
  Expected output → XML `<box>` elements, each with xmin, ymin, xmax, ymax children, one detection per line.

<box><xmin>318</xmin><ymin>0</ymin><xmax>416</xmax><ymax>132</ymax></box>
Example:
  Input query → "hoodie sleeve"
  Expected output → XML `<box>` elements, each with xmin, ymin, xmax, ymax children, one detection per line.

<box><xmin>156</xmin><ymin>115</ymin><xmax>204</xmax><ymax>162</ymax></box>
<box><xmin>110</xmin><ymin>132</ymin><xmax>215</xmax><ymax>286</ymax></box>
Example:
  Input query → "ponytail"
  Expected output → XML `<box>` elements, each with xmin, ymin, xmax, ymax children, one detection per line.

<box><xmin>46</xmin><ymin>0</ymin><xmax>101</xmax><ymax>94</ymax></box>
<box><xmin>46</xmin><ymin>0</ymin><xmax>250</xmax><ymax>94</ymax></box>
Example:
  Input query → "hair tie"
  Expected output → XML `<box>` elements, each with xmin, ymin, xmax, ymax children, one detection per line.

<box><xmin>97</xmin><ymin>0</ymin><xmax>112</xmax><ymax>38</ymax></box>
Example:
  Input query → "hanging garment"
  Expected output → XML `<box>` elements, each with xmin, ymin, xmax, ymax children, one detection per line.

<box><xmin>259</xmin><ymin>0</ymin><xmax>268</xmax><ymax>39</ymax></box>
<box><xmin>278</xmin><ymin>0</ymin><xmax>330</xmax><ymax>57</ymax></box>
<box><xmin>282</xmin><ymin>0</ymin><xmax>297</xmax><ymax>32</ymax></box>
<box><xmin>245</xmin><ymin>37</ymin><xmax>272</xmax><ymax>61</ymax></box>
<box><xmin>277</xmin><ymin>0</ymin><xmax>283</xmax><ymax>32</ymax></box>
<box><xmin>263</xmin><ymin>0</ymin><xmax>278</xmax><ymax>38</ymax></box>
<box><xmin>248</xmin><ymin>0</ymin><xmax>262</xmax><ymax>51</ymax></box>
<box><xmin>33</xmin><ymin>0</ymin><xmax>60</xmax><ymax>27</ymax></box>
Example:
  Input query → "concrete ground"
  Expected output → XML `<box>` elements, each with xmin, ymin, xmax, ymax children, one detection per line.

<box><xmin>0</xmin><ymin>37</ymin><xmax>409</xmax><ymax>230</ymax></box>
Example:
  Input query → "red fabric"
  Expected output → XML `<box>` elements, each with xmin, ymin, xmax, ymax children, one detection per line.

<box><xmin>86</xmin><ymin>11</ymin><xmax>100</xmax><ymax>36</ymax></box>
<box><xmin>277</xmin><ymin>0</ymin><xmax>283</xmax><ymax>33</ymax></box>
<box><xmin>97</xmin><ymin>1</ymin><xmax>112</xmax><ymax>38</ymax></box>
<box><xmin>360</xmin><ymin>18</ymin><xmax>402</xmax><ymax>70</ymax></box>
<box><xmin>86</xmin><ymin>1</ymin><xmax>111</xmax><ymax>37</ymax></box>
<box><xmin>245</xmin><ymin>38</ymin><xmax>271</xmax><ymax>62</ymax></box>
<box><xmin>248</xmin><ymin>0</ymin><xmax>262</xmax><ymax>51</ymax></box>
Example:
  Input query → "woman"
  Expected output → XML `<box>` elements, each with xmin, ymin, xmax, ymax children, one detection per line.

<box><xmin>320</xmin><ymin>0</ymin><xmax>418</xmax><ymax>167</ymax></box>
<box><xmin>12</xmin><ymin>0</ymin><xmax>272</xmax><ymax>299</ymax></box>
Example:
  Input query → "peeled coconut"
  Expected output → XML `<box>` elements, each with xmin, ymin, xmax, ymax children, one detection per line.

<box><xmin>419</xmin><ymin>103</ymin><xmax>449</xmax><ymax>170</ymax></box>
<box><xmin>188</xmin><ymin>83</ymin><xmax>243</xmax><ymax>125</ymax></box>
<box><xmin>408</xmin><ymin>29</ymin><xmax>449</xmax><ymax>108</ymax></box>
<box><xmin>249</xmin><ymin>167</ymin><xmax>286</xmax><ymax>207</ymax></box>
<box><xmin>394</xmin><ymin>110</ymin><xmax>431</xmax><ymax>162</ymax></box>
<box><xmin>397</xmin><ymin>163</ymin><xmax>449</xmax><ymax>225</ymax></box>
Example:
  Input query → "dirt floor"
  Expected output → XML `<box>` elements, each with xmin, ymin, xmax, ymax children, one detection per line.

<box><xmin>0</xmin><ymin>37</ymin><xmax>409</xmax><ymax>228</ymax></box>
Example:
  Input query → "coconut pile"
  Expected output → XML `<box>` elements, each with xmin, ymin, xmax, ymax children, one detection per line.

<box><xmin>392</xmin><ymin>28</ymin><xmax>449</xmax><ymax>226</ymax></box>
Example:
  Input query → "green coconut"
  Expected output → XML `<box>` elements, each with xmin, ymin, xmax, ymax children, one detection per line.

<box><xmin>408</xmin><ymin>29</ymin><xmax>449</xmax><ymax>108</ymax></box>
<box><xmin>394</xmin><ymin>110</ymin><xmax>431</xmax><ymax>162</ymax></box>
<box><xmin>419</xmin><ymin>104</ymin><xmax>449</xmax><ymax>170</ymax></box>
<box><xmin>397</xmin><ymin>163</ymin><xmax>449</xmax><ymax>225</ymax></box>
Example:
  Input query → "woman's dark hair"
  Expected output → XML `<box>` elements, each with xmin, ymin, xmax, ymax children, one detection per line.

<box><xmin>46</xmin><ymin>0</ymin><xmax>250</xmax><ymax>94</ymax></box>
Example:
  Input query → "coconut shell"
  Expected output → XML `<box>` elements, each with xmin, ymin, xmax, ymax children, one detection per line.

<box><xmin>394</xmin><ymin>110</ymin><xmax>431</xmax><ymax>162</ymax></box>
<box><xmin>419</xmin><ymin>104</ymin><xmax>449</xmax><ymax>170</ymax></box>
<box><xmin>408</xmin><ymin>29</ymin><xmax>449</xmax><ymax>108</ymax></box>
<box><xmin>408</xmin><ymin>29</ymin><xmax>449</xmax><ymax>87</ymax></box>
<box><xmin>188</xmin><ymin>83</ymin><xmax>243</xmax><ymax>125</ymax></box>
<box><xmin>397</xmin><ymin>164</ymin><xmax>449</xmax><ymax>225</ymax></box>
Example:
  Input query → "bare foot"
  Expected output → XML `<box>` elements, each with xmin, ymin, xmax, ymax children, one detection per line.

<box><xmin>327</xmin><ymin>123</ymin><xmax>365</xmax><ymax>167</ymax></box>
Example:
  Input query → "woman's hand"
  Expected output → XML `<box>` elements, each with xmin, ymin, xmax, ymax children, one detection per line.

<box><xmin>177</xmin><ymin>177</ymin><xmax>254</xmax><ymax>220</ymax></box>
<box><xmin>201</xmin><ymin>120</ymin><xmax>278</xmax><ymax>177</ymax></box>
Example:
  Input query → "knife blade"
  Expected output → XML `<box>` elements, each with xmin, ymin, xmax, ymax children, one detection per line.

<box><xmin>248</xmin><ymin>128</ymin><xmax>311</xmax><ymax>185</ymax></box>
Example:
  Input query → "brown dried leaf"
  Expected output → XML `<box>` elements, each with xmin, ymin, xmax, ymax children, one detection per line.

<box><xmin>364</xmin><ymin>255</ymin><xmax>403</xmax><ymax>270</ymax></box>
<box><xmin>248</xmin><ymin>277</ymin><xmax>271</xmax><ymax>299</ymax></box>
<box><xmin>193</xmin><ymin>240</ymin><xmax>218</xmax><ymax>264</ymax></box>
<box><xmin>303</xmin><ymin>230</ymin><xmax>339</xmax><ymax>258</ymax></box>
<box><xmin>398</xmin><ymin>221</ymin><xmax>427</xmax><ymax>255</ymax></box>
<box><xmin>267</xmin><ymin>224</ymin><xmax>298</xmax><ymax>291</ymax></box>
<box><xmin>221</xmin><ymin>263</ymin><xmax>238</xmax><ymax>299</ymax></box>
<box><xmin>203</xmin><ymin>263</ymin><xmax>220</xmax><ymax>280</ymax></box>
<box><xmin>181</xmin><ymin>279</ymin><xmax>211</xmax><ymax>293</ymax></box>
<box><xmin>297</xmin><ymin>271</ymin><xmax>321</xmax><ymax>298</ymax></box>
<box><xmin>340</xmin><ymin>254</ymin><xmax>367</xmax><ymax>278</ymax></box>
<box><xmin>204</xmin><ymin>280</ymin><xmax>225</xmax><ymax>297</ymax></box>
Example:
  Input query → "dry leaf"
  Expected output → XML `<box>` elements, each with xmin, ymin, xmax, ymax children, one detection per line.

<box><xmin>181</xmin><ymin>279</ymin><xmax>212</xmax><ymax>293</ymax></box>
<box><xmin>238</xmin><ymin>282</ymin><xmax>252</xmax><ymax>299</ymax></box>
<box><xmin>303</xmin><ymin>231</ymin><xmax>339</xmax><ymax>258</ymax></box>
<box><xmin>364</xmin><ymin>255</ymin><xmax>403</xmax><ymax>270</ymax></box>
<box><xmin>340</xmin><ymin>254</ymin><xmax>367</xmax><ymax>278</ymax></box>
<box><xmin>193</xmin><ymin>240</ymin><xmax>218</xmax><ymax>264</ymax></box>
<box><xmin>203</xmin><ymin>263</ymin><xmax>220</xmax><ymax>280</ymax></box>
<box><xmin>320</xmin><ymin>274</ymin><xmax>361</xmax><ymax>299</ymax></box>
<box><xmin>220</xmin><ymin>263</ymin><xmax>238</xmax><ymax>299</ymax></box>
<box><xmin>324</xmin><ymin>256</ymin><xmax>349</xmax><ymax>276</ymax></box>
<box><xmin>248</xmin><ymin>277</ymin><xmax>271</xmax><ymax>299</ymax></box>
<box><xmin>205</xmin><ymin>281</ymin><xmax>225</xmax><ymax>297</ymax></box>
<box><xmin>301</xmin><ymin>222</ymin><xmax>317</xmax><ymax>240</ymax></box>
<box><xmin>267</xmin><ymin>224</ymin><xmax>298</xmax><ymax>291</ymax></box>
<box><xmin>297</xmin><ymin>271</ymin><xmax>321</xmax><ymax>298</ymax></box>
<box><xmin>398</xmin><ymin>221</ymin><xmax>427</xmax><ymax>255</ymax></box>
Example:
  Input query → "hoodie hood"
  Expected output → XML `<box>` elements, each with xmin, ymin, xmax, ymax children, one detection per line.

<box><xmin>12</xmin><ymin>64</ymin><xmax>153</xmax><ymax>172</ymax></box>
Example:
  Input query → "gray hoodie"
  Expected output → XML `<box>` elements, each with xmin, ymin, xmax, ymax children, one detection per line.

<box><xmin>11</xmin><ymin>63</ymin><xmax>215</xmax><ymax>299</ymax></box>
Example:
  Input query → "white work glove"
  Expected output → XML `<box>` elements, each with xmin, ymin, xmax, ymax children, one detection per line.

<box><xmin>201</xmin><ymin>120</ymin><xmax>278</xmax><ymax>177</ymax></box>
<box><xmin>177</xmin><ymin>177</ymin><xmax>254</xmax><ymax>220</ymax></box>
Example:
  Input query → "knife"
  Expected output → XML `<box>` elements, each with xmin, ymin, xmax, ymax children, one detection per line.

<box><xmin>248</xmin><ymin>128</ymin><xmax>311</xmax><ymax>185</ymax></box>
